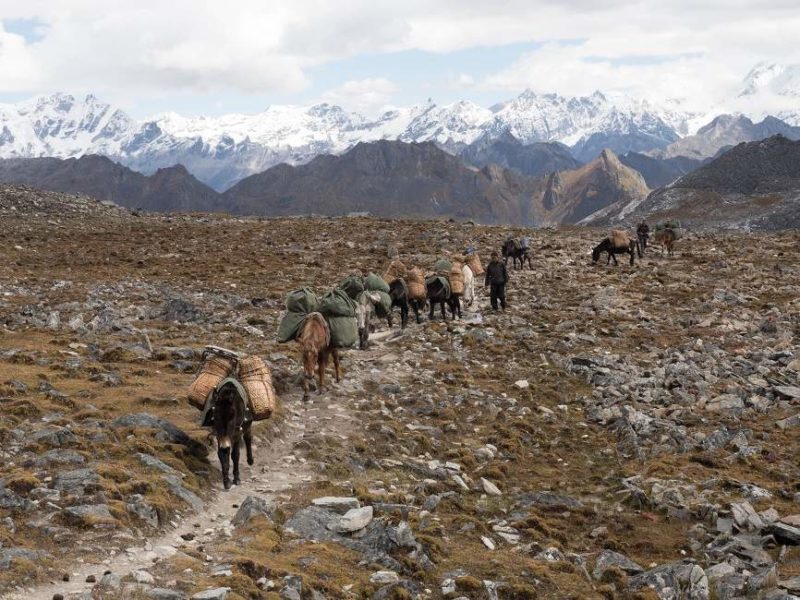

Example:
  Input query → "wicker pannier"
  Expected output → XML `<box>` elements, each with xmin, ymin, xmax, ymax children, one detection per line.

<box><xmin>383</xmin><ymin>260</ymin><xmax>407</xmax><ymax>283</ymax></box>
<box><xmin>238</xmin><ymin>355</ymin><xmax>277</xmax><ymax>420</ymax></box>
<box><xmin>188</xmin><ymin>355</ymin><xmax>235</xmax><ymax>409</ymax></box>
<box><xmin>406</xmin><ymin>267</ymin><xmax>426</xmax><ymax>300</ymax></box>
<box><xmin>449</xmin><ymin>262</ymin><xmax>465</xmax><ymax>295</ymax></box>
<box><xmin>610</xmin><ymin>229</ymin><xmax>630</xmax><ymax>249</ymax></box>
<box><xmin>465</xmin><ymin>253</ymin><xmax>484</xmax><ymax>276</ymax></box>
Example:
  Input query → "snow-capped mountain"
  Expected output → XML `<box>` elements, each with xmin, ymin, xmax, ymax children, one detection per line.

<box><xmin>737</xmin><ymin>62</ymin><xmax>800</xmax><ymax>125</ymax></box>
<box><xmin>0</xmin><ymin>65</ymin><xmax>793</xmax><ymax>191</ymax></box>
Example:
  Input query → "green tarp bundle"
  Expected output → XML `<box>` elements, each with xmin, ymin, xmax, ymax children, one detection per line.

<box><xmin>433</xmin><ymin>258</ymin><xmax>453</xmax><ymax>274</ymax></box>
<box><xmin>373</xmin><ymin>290</ymin><xmax>392</xmax><ymax>319</ymax></box>
<box><xmin>338</xmin><ymin>276</ymin><xmax>365</xmax><ymax>300</ymax></box>
<box><xmin>277</xmin><ymin>288</ymin><xmax>319</xmax><ymax>343</ymax></box>
<box><xmin>364</xmin><ymin>272</ymin><xmax>390</xmax><ymax>294</ymax></box>
<box><xmin>319</xmin><ymin>288</ymin><xmax>358</xmax><ymax>348</ymax></box>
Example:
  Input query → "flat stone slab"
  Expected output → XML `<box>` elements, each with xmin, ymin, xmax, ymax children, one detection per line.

<box><xmin>312</xmin><ymin>496</ymin><xmax>361</xmax><ymax>513</ymax></box>
<box><xmin>327</xmin><ymin>506</ymin><xmax>374</xmax><ymax>533</ymax></box>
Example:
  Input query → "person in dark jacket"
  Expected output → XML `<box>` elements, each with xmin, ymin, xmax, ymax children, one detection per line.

<box><xmin>484</xmin><ymin>251</ymin><xmax>508</xmax><ymax>311</ymax></box>
<box><xmin>637</xmin><ymin>221</ymin><xmax>650</xmax><ymax>251</ymax></box>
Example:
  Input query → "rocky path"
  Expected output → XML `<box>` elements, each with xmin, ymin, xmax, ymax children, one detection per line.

<box><xmin>8</xmin><ymin>379</ymin><xmax>362</xmax><ymax>600</ymax></box>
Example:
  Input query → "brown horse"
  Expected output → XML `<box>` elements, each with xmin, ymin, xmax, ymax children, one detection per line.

<box><xmin>212</xmin><ymin>379</ymin><xmax>253</xmax><ymax>490</ymax></box>
<box><xmin>655</xmin><ymin>228</ymin><xmax>677</xmax><ymax>256</ymax></box>
<box><xmin>297</xmin><ymin>312</ymin><xmax>340</xmax><ymax>401</ymax></box>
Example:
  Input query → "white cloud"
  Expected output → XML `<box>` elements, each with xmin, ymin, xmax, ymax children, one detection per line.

<box><xmin>319</xmin><ymin>78</ymin><xmax>397</xmax><ymax>115</ymax></box>
<box><xmin>0</xmin><ymin>0</ymin><xmax>798</xmax><ymax>113</ymax></box>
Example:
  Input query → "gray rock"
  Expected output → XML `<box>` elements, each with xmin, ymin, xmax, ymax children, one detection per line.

<box><xmin>629</xmin><ymin>563</ymin><xmax>709</xmax><ymax>600</ymax></box>
<box><xmin>190</xmin><ymin>588</ymin><xmax>230</xmax><ymax>600</ymax></box>
<box><xmin>774</xmin><ymin>386</ymin><xmax>800</xmax><ymax>399</ymax></box>
<box><xmin>133</xmin><ymin>570</ymin><xmax>155</xmax><ymax>584</ymax></box>
<box><xmin>112</xmin><ymin>413</ymin><xmax>191</xmax><ymax>446</ymax></box>
<box><xmin>164</xmin><ymin>476</ymin><xmax>204</xmax><ymax>512</ymax></box>
<box><xmin>327</xmin><ymin>506</ymin><xmax>374</xmax><ymax>533</ymax></box>
<box><xmin>311</xmin><ymin>497</ymin><xmax>360</xmax><ymax>514</ymax></box>
<box><xmin>163</xmin><ymin>298</ymin><xmax>204</xmax><ymax>323</ymax></box>
<box><xmin>535</xmin><ymin>547</ymin><xmax>566</xmax><ymax>562</ymax></box>
<box><xmin>127</xmin><ymin>494</ymin><xmax>160</xmax><ymax>528</ymax></box>
<box><xmin>53</xmin><ymin>468</ymin><xmax>100</xmax><ymax>494</ymax></box>
<box><xmin>731</xmin><ymin>501</ymin><xmax>764</xmax><ymax>531</ymax></box>
<box><xmin>136</xmin><ymin>453</ymin><xmax>183</xmax><ymax>477</ymax></box>
<box><xmin>30</xmin><ymin>427</ymin><xmax>77</xmax><ymax>448</ymax></box>
<box><xmin>148</xmin><ymin>589</ymin><xmax>187</xmax><ymax>600</ymax></box>
<box><xmin>232</xmin><ymin>496</ymin><xmax>275</xmax><ymax>527</ymax></box>
<box><xmin>0</xmin><ymin>547</ymin><xmax>46</xmax><ymax>570</ymax></box>
<box><xmin>61</xmin><ymin>504</ymin><xmax>117</xmax><ymax>527</ymax></box>
<box><xmin>593</xmin><ymin>550</ymin><xmax>644</xmax><ymax>579</ymax></box>
<box><xmin>97</xmin><ymin>572</ymin><xmax>122</xmax><ymax>590</ymax></box>
<box><xmin>765</xmin><ymin>522</ymin><xmax>800</xmax><ymax>545</ymax></box>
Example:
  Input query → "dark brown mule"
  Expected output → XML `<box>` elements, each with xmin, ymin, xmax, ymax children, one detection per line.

<box><xmin>655</xmin><ymin>228</ymin><xmax>677</xmax><ymax>256</ymax></box>
<box><xmin>212</xmin><ymin>379</ymin><xmax>253</xmax><ymax>490</ymax></box>
<box><xmin>297</xmin><ymin>313</ymin><xmax>340</xmax><ymax>401</ymax></box>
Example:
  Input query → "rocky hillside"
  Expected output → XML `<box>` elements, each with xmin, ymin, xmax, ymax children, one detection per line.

<box><xmin>619</xmin><ymin>151</ymin><xmax>704</xmax><ymax>189</ymax></box>
<box><xmin>634</xmin><ymin>135</ymin><xmax>800</xmax><ymax>229</ymax></box>
<box><xmin>223</xmin><ymin>141</ymin><xmax>650</xmax><ymax>226</ymax></box>
<box><xmin>222</xmin><ymin>140</ymin><xmax>540</xmax><ymax>223</ymax></box>
<box><xmin>0</xmin><ymin>212</ymin><xmax>798</xmax><ymax>600</ymax></box>
<box><xmin>0</xmin><ymin>155</ymin><xmax>220</xmax><ymax>213</ymax></box>
<box><xmin>460</xmin><ymin>133</ymin><xmax>582</xmax><ymax>177</ymax></box>
<box><xmin>658</xmin><ymin>115</ymin><xmax>800</xmax><ymax>159</ymax></box>
<box><xmin>534</xmin><ymin>149</ymin><xmax>650</xmax><ymax>224</ymax></box>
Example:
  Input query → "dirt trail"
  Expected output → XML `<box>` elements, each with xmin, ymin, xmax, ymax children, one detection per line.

<box><xmin>9</xmin><ymin>371</ymin><xmax>365</xmax><ymax>600</ymax></box>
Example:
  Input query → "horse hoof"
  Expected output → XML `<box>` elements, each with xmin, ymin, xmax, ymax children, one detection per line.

<box><xmin>233</xmin><ymin>478</ymin><xmax>241</xmax><ymax>486</ymax></box>
<box><xmin>247</xmin><ymin>458</ymin><xmax>254</xmax><ymax>466</ymax></box>
<box><xmin>223</xmin><ymin>481</ymin><xmax>231</xmax><ymax>490</ymax></box>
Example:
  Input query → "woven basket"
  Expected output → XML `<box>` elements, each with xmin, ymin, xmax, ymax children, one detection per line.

<box><xmin>238</xmin><ymin>355</ymin><xmax>276</xmax><ymax>421</ymax></box>
<box><xmin>449</xmin><ymin>262</ymin><xmax>465</xmax><ymax>295</ymax></box>
<box><xmin>610</xmin><ymin>229</ymin><xmax>630</xmax><ymax>249</ymax></box>
<box><xmin>466</xmin><ymin>253</ymin><xmax>484</xmax><ymax>276</ymax></box>
<box><xmin>383</xmin><ymin>260</ymin><xmax>407</xmax><ymax>283</ymax></box>
<box><xmin>406</xmin><ymin>267</ymin><xmax>426</xmax><ymax>300</ymax></box>
<box><xmin>188</xmin><ymin>355</ymin><xmax>234</xmax><ymax>409</ymax></box>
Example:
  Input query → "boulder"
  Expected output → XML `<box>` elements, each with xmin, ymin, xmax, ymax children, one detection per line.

<box><xmin>327</xmin><ymin>506</ymin><xmax>373</xmax><ymax>533</ymax></box>
<box><xmin>232</xmin><ymin>496</ymin><xmax>275</xmax><ymax>527</ymax></box>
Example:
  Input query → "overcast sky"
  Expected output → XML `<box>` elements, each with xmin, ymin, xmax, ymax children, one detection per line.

<box><xmin>0</xmin><ymin>0</ymin><xmax>798</xmax><ymax>118</ymax></box>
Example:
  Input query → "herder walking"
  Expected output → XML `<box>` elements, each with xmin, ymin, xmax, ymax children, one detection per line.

<box><xmin>485</xmin><ymin>251</ymin><xmax>508</xmax><ymax>311</ymax></box>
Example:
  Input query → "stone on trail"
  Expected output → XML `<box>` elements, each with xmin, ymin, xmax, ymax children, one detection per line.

<box><xmin>149</xmin><ymin>589</ymin><xmax>187</xmax><ymax>600</ymax></box>
<box><xmin>326</xmin><ymin>506</ymin><xmax>373</xmax><ymax>533</ymax></box>
<box><xmin>514</xmin><ymin>379</ymin><xmax>529</xmax><ymax>389</ymax></box>
<box><xmin>731</xmin><ymin>501</ymin><xmax>764</xmax><ymax>531</ymax></box>
<box><xmin>593</xmin><ymin>550</ymin><xmax>645</xmax><ymax>579</ymax></box>
<box><xmin>481</xmin><ymin>536</ymin><xmax>496</xmax><ymax>550</ymax></box>
<box><xmin>312</xmin><ymin>497</ymin><xmax>361</xmax><ymax>513</ymax></box>
<box><xmin>191</xmin><ymin>588</ymin><xmax>230</xmax><ymax>600</ymax></box>
<box><xmin>480</xmin><ymin>478</ymin><xmax>502</xmax><ymax>496</ymax></box>
<box><xmin>370</xmin><ymin>571</ymin><xmax>400</xmax><ymax>584</ymax></box>
<box><xmin>232</xmin><ymin>495</ymin><xmax>275</xmax><ymax>527</ymax></box>
<box><xmin>774</xmin><ymin>386</ymin><xmax>800</xmax><ymax>399</ymax></box>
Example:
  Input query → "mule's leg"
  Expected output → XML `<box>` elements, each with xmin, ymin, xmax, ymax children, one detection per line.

<box><xmin>318</xmin><ymin>351</ymin><xmax>329</xmax><ymax>395</ymax></box>
<box><xmin>302</xmin><ymin>362</ymin><xmax>312</xmax><ymax>402</ymax></box>
<box><xmin>232</xmin><ymin>438</ymin><xmax>241</xmax><ymax>486</ymax></box>
<box><xmin>413</xmin><ymin>300</ymin><xmax>421</xmax><ymax>324</ymax></box>
<box><xmin>332</xmin><ymin>348</ymin><xmax>341</xmax><ymax>383</ymax></box>
<box><xmin>440</xmin><ymin>301</ymin><xmax>447</xmax><ymax>321</ymax></box>
<box><xmin>428</xmin><ymin>300</ymin><xmax>435</xmax><ymax>320</ymax></box>
<box><xmin>630</xmin><ymin>249</ymin><xmax>635</xmax><ymax>266</ymax></box>
<box><xmin>611</xmin><ymin>252</ymin><xmax>618</xmax><ymax>265</ymax></box>
<box><xmin>243</xmin><ymin>422</ymin><xmax>254</xmax><ymax>466</ymax></box>
<box><xmin>217</xmin><ymin>444</ymin><xmax>231</xmax><ymax>490</ymax></box>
